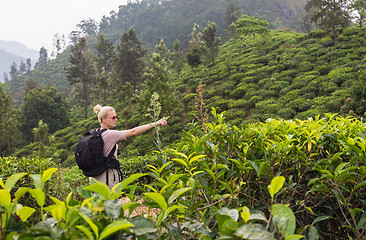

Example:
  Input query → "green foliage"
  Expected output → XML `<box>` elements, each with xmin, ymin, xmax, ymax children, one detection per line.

<box><xmin>0</xmin><ymin>83</ymin><xmax>22</xmax><ymax>155</ymax></box>
<box><xmin>114</xmin><ymin>28</ymin><xmax>147</xmax><ymax>100</ymax></box>
<box><xmin>65</xmin><ymin>37</ymin><xmax>96</xmax><ymax>119</ymax></box>
<box><xmin>178</xmin><ymin>26</ymin><xmax>366</xmax><ymax>126</ymax></box>
<box><xmin>20</xmin><ymin>86</ymin><xmax>70</xmax><ymax>142</ymax></box>
<box><xmin>3</xmin><ymin>110</ymin><xmax>366</xmax><ymax>239</ymax></box>
<box><xmin>186</xmin><ymin>46</ymin><xmax>202</xmax><ymax>69</ymax></box>
<box><xmin>235</xmin><ymin>14</ymin><xmax>270</xmax><ymax>46</ymax></box>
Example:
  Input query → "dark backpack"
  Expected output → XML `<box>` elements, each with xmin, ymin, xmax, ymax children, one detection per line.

<box><xmin>75</xmin><ymin>128</ymin><xmax>121</xmax><ymax>185</ymax></box>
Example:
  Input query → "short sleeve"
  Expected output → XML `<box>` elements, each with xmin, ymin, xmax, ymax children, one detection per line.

<box><xmin>101</xmin><ymin>130</ymin><xmax>127</xmax><ymax>158</ymax></box>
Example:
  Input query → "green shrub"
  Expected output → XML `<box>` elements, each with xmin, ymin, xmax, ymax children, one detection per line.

<box><xmin>308</xmin><ymin>30</ymin><xmax>327</xmax><ymax>39</ymax></box>
<box><xmin>319</xmin><ymin>37</ymin><xmax>334</xmax><ymax>47</ymax></box>
<box><xmin>297</xmin><ymin>61</ymin><xmax>314</xmax><ymax>72</ymax></box>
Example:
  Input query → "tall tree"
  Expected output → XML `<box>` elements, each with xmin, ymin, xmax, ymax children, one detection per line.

<box><xmin>189</xmin><ymin>23</ymin><xmax>203</xmax><ymax>48</ymax></box>
<box><xmin>172</xmin><ymin>39</ymin><xmax>184</xmax><ymax>73</ymax></box>
<box><xmin>3</xmin><ymin>73</ymin><xmax>9</xmax><ymax>82</ymax></box>
<box><xmin>140</xmin><ymin>52</ymin><xmax>177</xmax><ymax>115</ymax></box>
<box><xmin>95</xmin><ymin>68</ymin><xmax>110</xmax><ymax>105</ymax></box>
<box><xmin>52</xmin><ymin>33</ymin><xmax>67</xmax><ymax>57</ymax></box>
<box><xmin>155</xmin><ymin>38</ymin><xmax>170</xmax><ymax>60</ymax></box>
<box><xmin>24</xmin><ymin>77</ymin><xmax>37</xmax><ymax>95</ymax></box>
<box><xmin>224</xmin><ymin>1</ymin><xmax>242</xmax><ymax>39</ymax></box>
<box><xmin>9</xmin><ymin>62</ymin><xmax>19</xmax><ymax>80</ymax></box>
<box><xmin>19</xmin><ymin>60</ymin><xmax>27</xmax><ymax>75</ymax></box>
<box><xmin>95</xmin><ymin>34</ymin><xmax>115</xmax><ymax>104</ymax></box>
<box><xmin>35</xmin><ymin>47</ymin><xmax>48</xmax><ymax>68</ymax></box>
<box><xmin>20</xmin><ymin>87</ymin><xmax>69</xmax><ymax>142</ymax></box>
<box><xmin>186</xmin><ymin>23</ymin><xmax>204</xmax><ymax>69</ymax></box>
<box><xmin>69</xmin><ymin>31</ymin><xmax>81</xmax><ymax>45</ymax></box>
<box><xmin>65</xmin><ymin>37</ymin><xmax>96</xmax><ymax>119</ymax></box>
<box><xmin>0</xmin><ymin>83</ymin><xmax>21</xmax><ymax>155</ymax></box>
<box><xmin>95</xmin><ymin>34</ymin><xmax>115</xmax><ymax>73</ymax></box>
<box><xmin>235</xmin><ymin>15</ymin><xmax>270</xmax><ymax>47</ymax></box>
<box><xmin>349</xmin><ymin>0</ymin><xmax>366</xmax><ymax>27</ymax></box>
<box><xmin>26</xmin><ymin>58</ymin><xmax>32</xmax><ymax>72</ymax></box>
<box><xmin>77</xmin><ymin>18</ymin><xmax>98</xmax><ymax>36</ymax></box>
<box><xmin>186</xmin><ymin>46</ymin><xmax>201</xmax><ymax>69</ymax></box>
<box><xmin>305</xmin><ymin>0</ymin><xmax>351</xmax><ymax>45</ymax></box>
<box><xmin>202</xmin><ymin>21</ymin><xmax>221</xmax><ymax>65</ymax></box>
<box><xmin>113</xmin><ymin>28</ymin><xmax>146</xmax><ymax>99</ymax></box>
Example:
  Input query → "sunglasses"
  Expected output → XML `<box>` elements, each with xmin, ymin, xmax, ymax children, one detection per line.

<box><xmin>110</xmin><ymin>115</ymin><xmax>119</xmax><ymax>120</ymax></box>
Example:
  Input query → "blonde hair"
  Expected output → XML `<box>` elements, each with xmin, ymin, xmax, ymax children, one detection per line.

<box><xmin>93</xmin><ymin>104</ymin><xmax>115</xmax><ymax>123</ymax></box>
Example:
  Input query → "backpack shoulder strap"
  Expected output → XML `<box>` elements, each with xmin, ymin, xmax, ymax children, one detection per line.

<box><xmin>107</xmin><ymin>144</ymin><xmax>117</xmax><ymax>159</ymax></box>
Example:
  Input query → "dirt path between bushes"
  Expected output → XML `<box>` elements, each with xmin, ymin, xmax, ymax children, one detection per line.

<box><xmin>121</xmin><ymin>197</ymin><xmax>159</xmax><ymax>218</ymax></box>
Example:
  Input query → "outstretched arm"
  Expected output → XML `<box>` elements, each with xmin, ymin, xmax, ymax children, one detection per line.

<box><xmin>125</xmin><ymin>117</ymin><xmax>169</xmax><ymax>138</ymax></box>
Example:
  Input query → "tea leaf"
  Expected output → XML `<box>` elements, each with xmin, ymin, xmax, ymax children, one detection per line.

<box><xmin>14</xmin><ymin>187</ymin><xmax>30</xmax><ymax>203</ymax></box>
<box><xmin>241</xmin><ymin>206</ymin><xmax>250</xmax><ymax>223</ymax></box>
<box><xmin>41</xmin><ymin>168</ymin><xmax>57</xmax><ymax>187</ymax></box>
<box><xmin>235</xmin><ymin>223</ymin><xmax>275</xmax><ymax>239</ymax></box>
<box><xmin>29</xmin><ymin>188</ymin><xmax>45</xmax><ymax>207</ymax></box>
<box><xmin>76</xmin><ymin>225</ymin><xmax>93</xmax><ymax>239</ymax></box>
<box><xmin>168</xmin><ymin>187</ymin><xmax>192</xmax><ymax>204</ymax></box>
<box><xmin>285</xmin><ymin>234</ymin><xmax>304</xmax><ymax>240</ymax></box>
<box><xmin>113</xmin><ymin>173</ymin><xmax>148</xmax><ymax>193</ymax></box>
<box><xmin>0</xmin><ymin>189</ymin><xmax>11</xmax><ymax>207</ymax></box>
<box><xmin>354</xmin><ymin>181</ymin><xmax>366</xmax><ymax>190</ymax></box>
<box><xmin>272</xmin><ymin>204</ymin><xmax>296</xmax><ymax>238</ymax></box>
<box><xmin>17</xmin><ymin>206</ymin><xmax>36</xmax><ymax>222</ymax></box>
<box><xmin>335</xmin><ymin>162</ymin><xmax>349</xmax><ymax>176</ymax></box>
<box><xmin>99</xmin><ymin>220</ymin><xmax>134</xmax><ymax>239</ymax></box>
<box><xmin>79</xmin><ymin>213</ymin><xmax>99</xmax><ymax>239</ymax></box>
<box><xmin>172</xmin><ymin>158</ymin><xmax>188</xmax><ymax>168</ymax></box>
<box><xmin>5</xmin><ymin>173</ymin><xmax>27</xmax><ymax>192</ymax></box>
<box><xmin>268</xmin><ymin>176</ymin><xmax>285</xmax><ymax>199</ymax></box>
<box><xmin>84</xmin><ymin>182</ymin><xmax>111</xmax><ymax>200</ymax></box>
<box><xmin>144</xmin><ymin>192</ymin><xmax>167</xmax><ymax>212</ymax></box>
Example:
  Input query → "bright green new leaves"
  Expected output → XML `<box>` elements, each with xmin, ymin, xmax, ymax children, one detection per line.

<box><xmin>17</xmin><ymin>206</ymin><xmax>36</xmax><ymax>222</ymax></box>
<box><xmin>241</xmin><ymin>206</ymin><xmax>251</xmax><ymax>223</ymax></box>
<box><xmin>99</xmin><ymin>220</ymin><xmax>134</xmax><ymax>240</ymax></box>
<box><xmin>83</xmin><ymin>173</ymin><xmax>149</xmax><ymax>200</ymax></box>
<box><xmin>268</xmin><ymin>176</ymin><xmax>285</xmax><ymax>201</ymax></box>
<box><xmin>44</xmin><ymin>196</ymin><xmax>67</xmax><ymax>221</ymax></box>
<box><xmin>0</xmin><ymin>189</ymin><xmax>11</xmax><ymax>207</ymax></box>
<box><xmin>168</xmin><ymin>187</ymin><xmax>192</xmax><ymax>205</ymax></box>
<box><xmin>144</xmin><ymin>192</ymin><xmax>167</xmax><ymax>212</ymax></box>
<box><xmin>84</xmin><ymin>182</ymin><xmax>112</xmax><ymax>200</ymax></box>
<box><xmin>4</xmin><ymin>173</ymin><xmax>27</xmax><ymax>191</ymax></box>
<box><xmin>0</xmin><ymin>173</ymin><xmax>35</xmax><ymax>239</ymax></box>
<box><xmin>79</xmin><ymin>213</ymin><xmax>100</xmax><ymax>239</ymax></box>
<box><xmin>29</xmin><ymin>188</ymin><xmax>45</xmax><ymax>207</ymax></box>
<box><xmin>113</xmin><ymin>173</ymin><xmax>148</xmax><ymax>197</ymax></box>
<box><xmin>30</xmin><ymin>168</ymin><xmax>57</xmax><ymax>190</ymax></box>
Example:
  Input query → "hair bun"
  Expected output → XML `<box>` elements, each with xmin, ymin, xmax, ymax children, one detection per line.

<box><xmin>93</xmin><ymin>104</ymin><xmax>102</xmax><ymax>114</ymax></box>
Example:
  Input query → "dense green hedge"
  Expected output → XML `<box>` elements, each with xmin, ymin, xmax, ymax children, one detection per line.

<box><xmin>1</xmin><ymin>110</ymin><xmax>366</xmax><ymax>239</ymax></box>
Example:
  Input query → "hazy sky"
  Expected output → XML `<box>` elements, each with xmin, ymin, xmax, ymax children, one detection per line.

<box><xmin>0</xmin><ymin>0</ymin><xmax>129</xmax><ymax>51</ymax></box>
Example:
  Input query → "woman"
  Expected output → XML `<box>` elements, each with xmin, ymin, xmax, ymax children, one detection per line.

<box><xmin>93</xmin><ymin>104</ymin><xmax>169</xmax><ymax>188</ymax></box>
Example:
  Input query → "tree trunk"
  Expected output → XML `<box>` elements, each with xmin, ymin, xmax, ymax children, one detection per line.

<box><xmin>332</xmin><ymin>26</ymin><xmax>338</xmax><ymax>46</ymax></box>
<box><xmin>83</xmin><ymin>81</ymin><xmax>89</xmax><ymax>119</ymax></box>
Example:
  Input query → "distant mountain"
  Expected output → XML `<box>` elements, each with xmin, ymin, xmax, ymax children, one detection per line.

<box><xmin>0</xmin><ymin>40</ymin><xmax>38</xmax><ymax>59</ymax></box>
<box><xmin>0</xmin><ymin>40</ymin><xmax>38</xmax><ymax>83</ymax></box>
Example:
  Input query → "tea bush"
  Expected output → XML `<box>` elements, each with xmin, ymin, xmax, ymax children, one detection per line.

<box><xmin>1</xmin><ymin>109</ymin><xmax>366</xmax><ymax>239</ymax></box>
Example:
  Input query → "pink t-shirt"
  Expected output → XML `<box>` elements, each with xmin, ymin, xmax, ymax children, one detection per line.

<box><xmin>101</xmin><ymin>130</ymin><xmax>127</xmax><ymax>159</ymax></box>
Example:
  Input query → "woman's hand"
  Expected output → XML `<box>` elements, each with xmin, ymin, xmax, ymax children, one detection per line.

<box><xmin>156</xmin><ymin>116</ymin><xmax>170</xmax><ymax>127</ymax></box>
